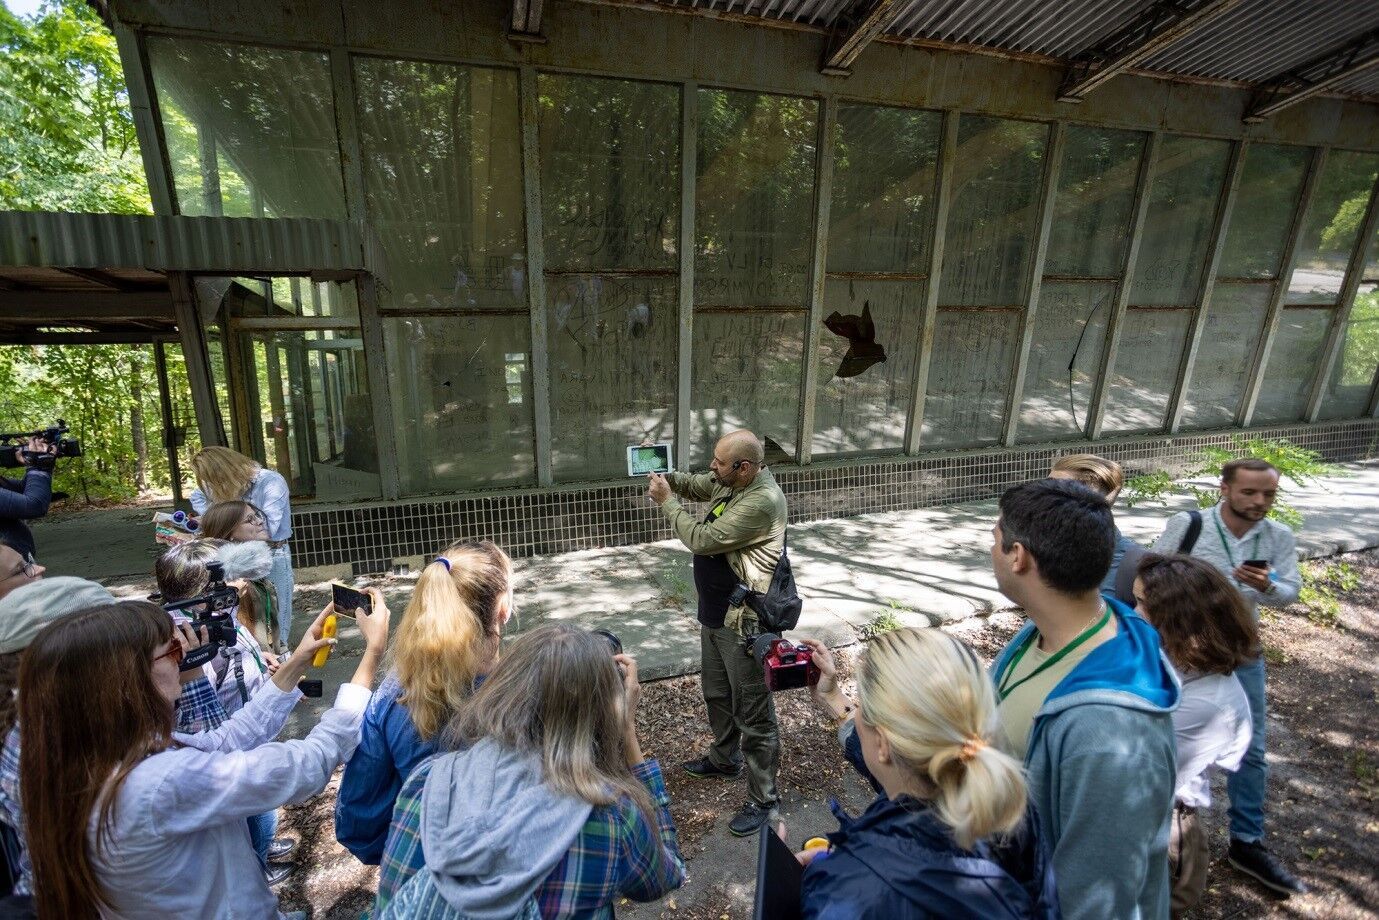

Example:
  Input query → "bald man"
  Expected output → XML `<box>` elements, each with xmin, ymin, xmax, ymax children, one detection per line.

<box><xmin>647</xmin><ymin>429</ymin><xmax>787</xmax><ymax>837</ymax></box>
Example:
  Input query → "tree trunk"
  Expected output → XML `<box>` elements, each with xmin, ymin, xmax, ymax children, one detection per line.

<box><xmin>130</xmin><ymin>351</ymin><xmax>148</xmax><ymax>493</ymax></box>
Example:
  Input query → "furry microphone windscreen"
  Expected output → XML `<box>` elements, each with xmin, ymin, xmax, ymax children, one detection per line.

<box><xmin>216</xmin><ymin>540</ymin><xmax>274</xmax><ymax>583</ymax></box>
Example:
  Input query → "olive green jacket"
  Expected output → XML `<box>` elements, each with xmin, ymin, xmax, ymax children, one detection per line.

<box><xmin>661</xmin><ymin>466</ymin><xmax>787</xmax><ymax>634</ymax></box>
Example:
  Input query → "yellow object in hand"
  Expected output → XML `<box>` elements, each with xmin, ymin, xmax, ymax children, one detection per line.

<box><xmin>312</xmin><ymin>613</ymin><xmax>337</xmax><ymax>668</ymax></box>
<box><xmin>804</xmin><ymin>837</ymin><xmax>830</xmax><ymax>851</ymax></box>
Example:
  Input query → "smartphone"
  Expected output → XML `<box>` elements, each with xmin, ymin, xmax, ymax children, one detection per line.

<box><xmin>1243</xmin><ymin>559</ymin><xmax>1269</xmax><ymax>570</ymax></box>
<box><xmin>331</xmin><ymin>582</ymin><xmax>369</xmax><ymax>619</ymax></box>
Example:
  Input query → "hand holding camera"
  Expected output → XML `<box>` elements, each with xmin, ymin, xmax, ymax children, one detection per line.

<box><xmin>0</xmin><ymin>420</ymin><xmax>81</xmax><ymax>470</ymax></box>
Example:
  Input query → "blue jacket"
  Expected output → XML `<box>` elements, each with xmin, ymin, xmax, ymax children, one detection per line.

<box><xmin>802</xmin><ymin>794</ymin><xmax>1060</xmax><ymax>920</ymax></box>
<box><xmin>992</xmin><ymin>597</ymin><xmax>1180</xmax><ymax>920</ymax></box>
<box><xmin>335</xmin><ymin>674</ymin><xmax>438</xmax><ymax>864</ymax></box>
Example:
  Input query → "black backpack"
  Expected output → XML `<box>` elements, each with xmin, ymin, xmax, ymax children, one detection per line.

<box><xmin>746</xmin><ymin>532</ymin><xmax>803</xmax><ymax>634</ymax></box>
<box><xmin>1113</xmin><ymin>510</ymin><xmax>1203</xmax><ymax>607</ymax></box>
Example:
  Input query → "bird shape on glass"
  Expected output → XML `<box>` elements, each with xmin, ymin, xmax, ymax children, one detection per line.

<box><xmin>823</xmin><ymin>301</ymin><xmax>887</xmax><ymax>378</ymax></box>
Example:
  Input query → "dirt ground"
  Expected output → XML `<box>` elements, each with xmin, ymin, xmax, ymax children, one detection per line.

<box><xmin>277</xmin><ymin>550</ymin><xmax>1379</xmax><ymax>919</ymax></box>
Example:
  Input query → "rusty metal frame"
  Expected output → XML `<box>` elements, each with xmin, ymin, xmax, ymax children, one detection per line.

<box><xmin>796</xmin><ymin>95</ymin><xmax>836</xmax><ymax>465</ymax></box>
<box><xmin>519</xmin><ymin>65</ymin><xmax>554</xmax><ymax>487</ymax></box>
<box><xmin>1002</xmin><ymin>121</ymin><xmax>1064</xmax><ymax>447</ymax></box>
<box><xmin>1167</xmin><ymin>138</ymin><xmax>1248</xmax><ymax>433</ymax></box>
<box><xmin>1239</xmin><ymin>146</ymin><xmax>1327</xmax><ymax>426</ymax></box>
<box><xmin>1086</xmin><ymin>131</ymin><xmax>1160</xmax><ymax>439</ymax></box>
<box><xmin>1246</xmin><ymin>27</ymin><xmax>1379</xmax><ymax>123</ymax></box>
<box><xmin>821</xmin><ymin>0</ymin><xmax>904</xmax><ymax>76</ymax></box>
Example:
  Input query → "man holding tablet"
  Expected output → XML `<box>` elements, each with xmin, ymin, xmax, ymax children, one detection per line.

<box><xmin>646</xmin><ymin>429</ymin><xmax>787</xmax><ymax>838</ymax></box>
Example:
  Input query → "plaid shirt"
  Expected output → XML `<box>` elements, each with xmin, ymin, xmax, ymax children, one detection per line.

<box><xmin>375</xmin><ymin>757</ymin><xmax>685</xmax><ymax>918</ymax></box>
<box><xmin>0</xmin><ymin>676</ymin><xmax>227</xmax><ymax>896</ymax></box>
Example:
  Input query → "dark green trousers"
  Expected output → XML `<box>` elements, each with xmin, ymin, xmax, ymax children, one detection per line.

<box><xmin>700</xmin><ymin>623</ymin><xmax>779</xmax><ymax>806</ymax></box>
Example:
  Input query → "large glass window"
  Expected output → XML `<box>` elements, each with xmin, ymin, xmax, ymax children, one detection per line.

<box><xmin>1130</xmin><ymin>136</ymin><xmax>1232</xmax><ymax>307</ymax></box>
<box><xmin>1017</xmin><ymin>282</ymin><xmax>1114</xmax><ymax>442</ymax></box>
<box><xmin>1101</xmin><ymin>308</ymin><xmax>1192</xmax><ymax>433</ymax></box>
<box><xmin>920</xmin><ymin>310</ymin><xmax>1019</xmax><ymax>447</ymax></box>
<box><xmin>538</xmin><ymin>75</ymin><xmax>680</xmax><ymax>481</ymax></box>
<box><xmin>812</xmin><ymin>104</ymin><xmax>940</xmax><ymax>457</ymax></box>
<box><xmin>148</xmin><ymin>38</ymin><xmax>346</xmax><ymax>219</ymax></box>
<box><xmin>1254</xmin><ymin>308</ymin><xmax>1333</xmax><ymax>423</ymax></box>
<box><xmin>1286</xmin><ymin>151</ymin><xmax>1379</xmax><ymax>304</ymax></box>
<box><xmin>1319</xmin><ymin>285</ymin><xmax>1379</xmax><ymax>419</ymax></box>
<box><xmin>1180</xmin><ymin>284</ymin><xmax>1271</xmax><ymax>429</ymax></box>
<box><xmin>1045</xmin><ymin>126</ymin><xmax>1146</xmax><ymax>278</ymax></box>
<box><xmin>1218</xmin><ymin>145</ymin><xmax>1312</xmax><ymax>280</ymax></box>
<box><xmin>692</xmin><ymin>89</ymin><xmax>816</xmax><ymax>465</ymax></box>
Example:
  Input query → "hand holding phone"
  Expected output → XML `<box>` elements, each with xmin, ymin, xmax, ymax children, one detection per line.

<box><xmin>1243</xmin><ymin>559</ymin><xmax>1269</xmax><ymax>570</ymax></box>
<box><xmin>331</xmin><ymin>582</ymin><xmax>370</xmax><ymax>619</ymax></box>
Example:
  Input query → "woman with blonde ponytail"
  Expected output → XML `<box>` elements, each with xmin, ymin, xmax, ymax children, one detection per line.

<box><xmin>335</xmin><ymin>540</ymin><xmax>514</xmax><ymax>865</ymax></box>
<box><xmin>796</xmin><ymin>629</ymin><xmax>1060</xmax><ymax>919</ymax></box>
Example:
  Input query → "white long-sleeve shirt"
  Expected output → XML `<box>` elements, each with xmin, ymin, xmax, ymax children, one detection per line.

<box><xmin>89</xmin><ymin>681</ymin><xmax>370</xmax><ymax>919</ymax></box>
<box><xmin>1171</xmin><ymin>671</ymin><xmax>1252</xmax><ymax>809</ymax></box>
<box><xmin>190</xmin><ymin>468</ymin><xmax>293</xmax><ymax>542</ymax></box>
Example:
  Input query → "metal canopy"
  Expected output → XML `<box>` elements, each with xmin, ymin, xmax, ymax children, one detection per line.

<box><xmin>648</xmin><ymin>0</ymin><xmax>1379</xmax><ymax>110</ymax></box>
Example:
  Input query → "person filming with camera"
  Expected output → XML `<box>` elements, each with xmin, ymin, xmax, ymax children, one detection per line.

<box><xmin>18</xmin><ymin>590</ymin><xmax>390</xmax><ymax>919</ymax></box>
<box><xmin>645</xmin><ymin>429</ymin><xmax>787</xmax><ymax>838</ymax></box>
<box><xmin>0</xmin><ymin>435</ymin><xmax>57</xmax><ymax>562</ymax></box>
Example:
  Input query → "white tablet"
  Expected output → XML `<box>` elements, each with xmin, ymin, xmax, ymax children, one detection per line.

<box><xmin>627</xmin><ymin>443</ymin><xmax>672</xmax><ymax>477</ymax></box>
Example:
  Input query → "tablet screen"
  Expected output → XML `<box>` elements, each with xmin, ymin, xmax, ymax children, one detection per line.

<box><xmin>627</xmin><ymin>443</ymin><xmax>672</xmax><ymax>476</ymax></box>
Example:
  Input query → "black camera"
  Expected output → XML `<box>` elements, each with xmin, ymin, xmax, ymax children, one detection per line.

<box><xmin>161</xmin><ymin>561</ymin><xmax>239</xmax><ymax>670</ymax></box>
<box><xmin>0</xmin><ymin>420</ymin><xmax>82</xmax><ymax>469</ymax></box>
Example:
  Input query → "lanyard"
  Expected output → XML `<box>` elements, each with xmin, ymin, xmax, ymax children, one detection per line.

<box><xmin>1212</xmin><ymin>510</ymin><xmax>1261</xmax><ymax>570</ymax></box>
<box><xmin>998</xmin><ymin>605</ymin><xmax>1111</xmax><ymax>701</ymax></box>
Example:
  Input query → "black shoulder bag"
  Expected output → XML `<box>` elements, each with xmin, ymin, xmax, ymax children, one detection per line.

<box><xmin>746</xmin><ymin>531</ymin><xmax>803</xmax><ymax>633</ymax></box>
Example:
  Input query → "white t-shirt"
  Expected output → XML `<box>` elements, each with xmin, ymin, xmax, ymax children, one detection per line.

<box><xmin>1172</xmin><ymin>671</ymin><xmax>1252</xmax><ymax>808</ymax></box>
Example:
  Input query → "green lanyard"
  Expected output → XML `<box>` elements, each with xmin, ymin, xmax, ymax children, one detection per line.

<box><xmin>1212</xmin><ymin>511</ymin><xmax>1261</xmax><ymax>570</ymax></box>
<box><xmin>997</xmin><ymin>605</ymin><xmax>1111</xmax><ymax>701</ymax></box>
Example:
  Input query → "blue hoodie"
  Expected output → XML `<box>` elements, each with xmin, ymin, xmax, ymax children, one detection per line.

<box><xmin>991</xmin><ymin>596</ymin><xmax>1180</xmax><ymax>920</ymax></box>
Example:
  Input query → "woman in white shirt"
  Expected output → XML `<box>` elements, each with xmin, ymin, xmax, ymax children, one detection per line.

<box><xmin>1132</xmin><ymin>552</ymin><xmax>1257</xmax><ymax>917</ymax></box>
<box><xmin>17</xmin><ymin>592</ymin><xmax>389</xmax><ymax>919</ymax></box>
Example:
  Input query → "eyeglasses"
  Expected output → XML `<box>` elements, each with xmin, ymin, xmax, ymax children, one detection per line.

<box><xmin>152</xmin><ymin>642</ymin><xmax>184</xmax><ymax>667</ymax></box>
<box><xmin>1</xmin><ymin>555</ymin><xmax>40</xmax><ymax>581</ymax></box>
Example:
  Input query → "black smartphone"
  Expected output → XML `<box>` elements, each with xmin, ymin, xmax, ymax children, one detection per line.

<box><xmin>331</xmin><ymin>582</ymin><xmax>370</xmax><ymax>619</ymax></box>
<box><xmin>1243</xmin><ymin>559</ymin><xmax>1269</xmax><ymax>570</ymax></box>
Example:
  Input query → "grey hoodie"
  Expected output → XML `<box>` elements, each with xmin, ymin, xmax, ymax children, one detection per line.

<box><xmin>419</xmin><ymin>738</ymin><xmax>594</xmax><ymax>919</ymax></box>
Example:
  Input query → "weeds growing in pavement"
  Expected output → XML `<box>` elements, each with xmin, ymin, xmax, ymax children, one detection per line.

<box><xmin>1299</xmin><ymin>559</ymin><xmax>1360</xmax><ymax>627</ymax></box>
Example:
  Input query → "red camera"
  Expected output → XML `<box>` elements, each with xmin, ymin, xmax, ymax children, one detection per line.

<box><xmin>751</xmin><ymin>633</ymin><xmax>821</xmax><ymax>692</ymax></box>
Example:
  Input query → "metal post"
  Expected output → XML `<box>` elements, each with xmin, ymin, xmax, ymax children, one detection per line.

<box><xmin>1167</xmin><ymin>139</ymin><xmax>1248</xmax><ymax>432</ymax></box>
<box><xmin>169</xmin><ymin>272</ymin><xmax>226</xmax><ymax>447</ymax></box>
<box><xmin>904</xmin><ymin>110</ymin><xmax>957</xmax><ymax>454</ymax></box>
<box><xmin>519</xmin><ymin>65</ymin><xmax>553</xmax><ymax>487</ymax></box>
<box><xmin>676</xmin><ymin>82</ymin><xmax>697</xmax><ymax>471</ymax></box>
<box><xmin>1085</xmin><ymin>131</ymin><xmax>1161</xmax><ymax>440</ymax></box>
<box><xmin>796</xmin><ymin>95</ymin><xmax>836</xmax><ymax>465</ymax></box>
<box><xmin>1306</xmin><ymin>175</ymin><xmax>1379</xmax><ymax>420</ymax></box>
<box><xmin>1238</xmin><ymin>147</ymin><xmax>1328</xmax><ymax>427</ymax></box>
<box><xmin>1001</xmin><ymin>121</ymin><xmax>1064</xmax><ymax>447</ymax></box>
<box><xmin>196</xmin><ymin>127</ymin><xmax>224</xmax><ymax>217</ymax></box>
<box><xmin>153</xmin><ymin>339</ymin><xmax>185</xmax><ymax>504</ymax></box>
<box><xmin>111</xmin><ymin>23</ymin><xmax>177</xmax><ymax>215</ymax></box>
<box><xmin>330</xmin><ymin>47</ymin><xmax>402</xmax><ymax>499</ymax></box>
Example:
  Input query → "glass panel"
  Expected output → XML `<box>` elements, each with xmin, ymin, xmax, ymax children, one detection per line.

<box><xmin>938</xmin><ymin>116</ymin><xmax>1048</xmax><ymax>306</ymax></box>
<box><xmin>1287</xmin><ymin>150</ymin><xmax>1379</xmax><ymax>304</ymax></box>
<box><xmin>383</xmin><ymin>315</ymin><xmax>535</xmax><ymax>492</ymax></box>
<box><xmin>147</xmin><ymin>38</ymin><xmax>345</xmax><ymax>219</ymax></box>
<box><xmin>811</xmin><ymin>278</ymin><xmax>924</xmax><ymax>457</ymax></box>
<box><xmin>355</xmin><ymin>59</ymin><xmax>526</xmax><ymax>312</ymax></box>
<box><xmin>538</xmin><ymin>75</ymin><xmax>679</xmax><ymax>272</ymax></box>
<box><xmin>1101</xmin><ymin>308</ymin><xmax>1191</xmax><ymax>433</ymax></box>
<box><xmin>920</xmin><ymin>310</ymin><xmax>1018</xmax><ymax>447</ymax></box>
<box><xmin>1319</xmin><ymin>284</ymin><xmax>1379</xmax><ymax>419</ymax></box>
<box><xmin>690</xmin><ymin>311</ymin><xmax>806</xmax><ymax>467</ymax></box>
<box><xmin>1218</xmin><ymin>144</ymin><xmax>1311</xmax><ymax>280</ymax></box>
<box><xmin>696</xmin><ymin>90</ymin><xmax>817</xmax><ymax>307</ymax></box>
<box><xmin>236</xmin><ymin>326</ymin><xmax>378</xmax><ymax>501</ymax></box>
<box><xmin>1017</xmin><ymin>281</ymin><xmax>1114</xmax><ymax>442</ymax></box>
<box><xmin>1180</xmin><ymin>283</ymin><xmax>1271</xmax><ymax>430</ymax></box>
<box><xmin>546</xmin><ymin>275</ymin><xmax>677</xmax><ymax>481</ymax></box>
<box><xmin>1045</xmin><ymin>126</ymin><xmax>1146</xmax><ymax>278</ymax></box>
<box><xmin>1130</xmin><ymin>136</ymin><xmax>1232</xmax><ymax>306</ymax></box>
<box><xmin>827</xmin><ymin>104</ymin><xmax>941</xmax><ymax>274</ymax></box>
<box><xmin>1253</xmin><ymin>308</ymin><xmax>1333</xmax><ymax>423</ymax></box>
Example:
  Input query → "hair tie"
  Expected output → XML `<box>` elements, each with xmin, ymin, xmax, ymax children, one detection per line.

<box><xmin>434</xmin><ymin>556</ymin><xmax>452</xmax><ymax>572</ymax></box>
<box><xmin>958</xmin><ymin>736</ymin><xmax>987</xmax><ymax>763</ymax></box>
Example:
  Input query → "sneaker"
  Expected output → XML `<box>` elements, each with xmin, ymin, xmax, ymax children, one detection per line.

<box><xmin>264</xmin><ymin>862</ymin><xmax>294</xmax><ymax>887</ymax></box>
<box><xmin>1228</xmin><ymin>839</ymin><xmax>1308</xmax><ymax>896</ymax></box>
<box><xmin>728</xmin><ymin>801</ymin><xmax>777</xmax><ymax>837</ymax></box>
<box><xmin>267</xmin><ymin>837</ymin><xmax>297</xmax><ymax>860</ymax></box>
<box><xmin>682</xmin><ymin>756</ymin><xmax>743</xmax><ymax>779</ymax></box>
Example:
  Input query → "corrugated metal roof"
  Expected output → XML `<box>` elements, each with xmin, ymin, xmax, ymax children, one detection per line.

<box><xmin>1332</xmin><ymin>65</ymin><xmax>1379</xmax><ymax>98</ymax></box>
<box><xmin>0</xmin><ymin>212</ymin><xmax>385</xmax><ymax>278</ymax></box>
<box><xmin>887</xmin><ymin>0</ymin><xmax>1144</xmax><ymax>58</ymax></box>
<box><xmin>1141</xmin><ymin>0</ymin><xmax>1379</xmax><ymax>82</ymax></box>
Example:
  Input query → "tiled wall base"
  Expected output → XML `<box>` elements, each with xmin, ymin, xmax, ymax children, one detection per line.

<box><xmin>290</xmin><ymin>420</ymin><xmax>1379</xmax><ymax>572</ymax></box>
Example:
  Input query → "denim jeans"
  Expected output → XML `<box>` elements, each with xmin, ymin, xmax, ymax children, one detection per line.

<box><xmin>1227</xmin><ymin>655</ymin><xmax>1267</xmax><ymax>843</ymax></box>
<box><xmin>247</xmin><ymin>810</ymin><xmax>277</xmax><ymax>866</ymax></box>
<box><xmin>268</xmin><ymin>545</ymin><xmax>295</xmax><ymax>650</ymax></box>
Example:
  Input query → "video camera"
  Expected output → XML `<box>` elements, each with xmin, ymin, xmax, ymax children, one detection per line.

<box><xmin>749</xmin><ymin>633</ymin><xmax>820</xmax><ymax>693</ymax></box>
<box><xmin>161</xmin><ymin>560</ymin><xmax>239</xmax><ymax>670</ymax></box>
<box><xmin>0</xmin><ymin>420</ymin><xmax>82</xmax><ymax>469</ymax></box>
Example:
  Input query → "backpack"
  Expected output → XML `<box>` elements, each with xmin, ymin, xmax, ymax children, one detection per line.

<box><xmin>745</xmin><ymin>531</ymin><xmax>803</xmax><ymax>633</ymax></box>
<box><xmin>374</xmin><ymin>869</ymin><xmax>541</xmax><ymax>920</ymax></box>
<box><xmin>1113</xmin><ymin>510</ymin><xmax>1203</xmax><ymax>607</ymax></box>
